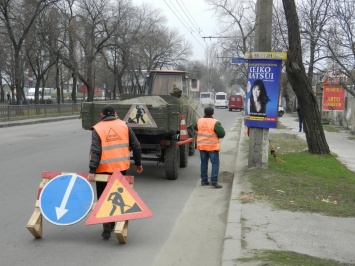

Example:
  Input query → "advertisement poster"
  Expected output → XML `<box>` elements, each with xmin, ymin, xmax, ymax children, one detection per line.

<box><xmin>322</xmin><ymin>82</ymin><xmax>345</xmax><ymax>111</ymax></box>
<box><xmin>244</xmin><ymin>58</ymin><xmax>283</xmax><ymax>128</ymax></box>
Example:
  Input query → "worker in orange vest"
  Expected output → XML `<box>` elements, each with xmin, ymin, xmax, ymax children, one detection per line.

<box><xmin>195</xmin><ymin>107</ymin><xmax>225</xmax><ymax>188</ymax></box>
<box><xmin>88</xmin><ymin>105</ymin><xmax>143</xmax><ymax>239</ymax></box>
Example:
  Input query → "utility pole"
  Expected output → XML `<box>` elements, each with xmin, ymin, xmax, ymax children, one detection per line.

<box><xmin>248</xmin><ymin>0</ymin><xmax>273</xmax><ymax>168</ymax></box>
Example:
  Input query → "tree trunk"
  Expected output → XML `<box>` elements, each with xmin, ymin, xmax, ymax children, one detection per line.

<box><xmin>282</xmin><ymin>0</ymin><xmax>329</xmax><ymax>154</ymax></box>
<box><xmin>14</xmin><ymin>49</ymin><xmax>23</xmax><ymax>104</ymax></box>
<box><xmin>72</xmin><ymin>74</ymin><xmax>77</xmax><ymax>103</ymax></box>
<box><xmin>0</xmin><ymin>72</ymin><xmax>4</xmax><ymax>102</ymax></box>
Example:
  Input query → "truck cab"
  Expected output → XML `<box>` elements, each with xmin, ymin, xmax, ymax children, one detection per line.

<box><xmin>146</xmin><ymin>70</ymin><xmax>190</xmax><ymax>96</ymax></box>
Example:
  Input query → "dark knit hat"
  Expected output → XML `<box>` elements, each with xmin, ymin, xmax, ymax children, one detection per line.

<box><xmin>101</xmin><ymin>105</ymin><xmax>115</xmax><ymax>116</ymax></box>
<box><xmin>204</xmin><ymin>106</ymin><xmax>214</xmax><ymax>116</ymax></box>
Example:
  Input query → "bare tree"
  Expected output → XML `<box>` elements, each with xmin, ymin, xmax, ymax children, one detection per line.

<box><xmin>0</xmin><ymin>37</ymin><xmax>6</xmax><ymax>102</ymax></box>
<box><xmin>298</xmin><ymin>0</ymin><xmax>332</xmax><ymax>84</ymax></box>
<box><xmin>140</xmin><ymin>25</ymin><xmax>192</xmax><ymax>71</ymax></box>
<box><xmin>25</xmin><ymin>11</ymin><xmax>57</xmax><ymax>104</ymax></box>
<box><xmin>100</xmin><ymin>3</ymin><xmax>151</xmax><ymax>97</ymax></box>
<box><xmin>323</xmin><ymin>0</ymin><xmax>355</xmax><ymax>96</ymax></box>
<box><xmin>282</xmin><ymin>0</ymin><xmax>329</xmax><ymax>154</ymax></box>
<box><xmin>52</xmin><ymin>0</ymin><xmax>121</xmax><ymax>102</ymax></box>
<box><xmin>0</xmin><ymin>0</ymin><xmax>58</xmax><ymax>104</ymax></box>
<box><xmin>0</xmin><ymin>37</ymin><xmax>13</xmax><ymax>102</ymax></box>
<box><xmin>206</xmin><ymin>0</ymin><xmax>256</xmax><ymax>90</ymax></box>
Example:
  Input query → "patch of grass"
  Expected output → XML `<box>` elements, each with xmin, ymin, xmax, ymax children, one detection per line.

<box><xmin>269</xmin><ymin>133</ymin><xmax>308</xmax><ymax>153</ymax></box>
<box><xmin>276</xmin><ymin>121</ymin><xmax>287</xmax><ymax>129</ymax></box>
<box><xmin>323</xmin><ymin>124</ymin><xmax>340</xmax><ymax>133</ymax></box>
<box><xmin>245</xmin><ymin>133</ymin><xmax>355</xmax><ymax>217</ymax></box>
<box><xmin>238</xmin><ymin>250</ymin><xmax>354</xmax><ymax>266</ymax></box>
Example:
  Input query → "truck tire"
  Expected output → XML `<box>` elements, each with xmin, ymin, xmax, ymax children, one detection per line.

<box><xmin>180</xmin><ymin>144</ymin><xmax>189</xmax><ymax>168</ymax></box>
<box><xmin>164</xmin><ymin>142</ymin><xmax>179</xmax><ymax>180</ymax></box>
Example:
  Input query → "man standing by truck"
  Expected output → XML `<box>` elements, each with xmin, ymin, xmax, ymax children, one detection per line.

<box><xmin>195</xmin><ymin>106</ymin><xmax>225</xmax><ymax>188</ymax></box>
<box><xmin>87</xmin><ymin>105</ymin><xmax>143</xmax><ymax>239</ymax></box>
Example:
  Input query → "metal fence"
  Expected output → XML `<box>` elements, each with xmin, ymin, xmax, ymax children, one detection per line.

<box><xmin>0</xmin><ymin>103</ymin><xmax>81</xmax><ymax>122</ymax></box>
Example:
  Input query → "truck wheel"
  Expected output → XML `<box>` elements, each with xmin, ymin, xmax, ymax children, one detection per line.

<box><xmin>180</xmin><ymin>144</ymin><xmax>189</xmax><ymax>168</ymax></box>
<box><xmin>189</xmin><ymin>135</ymin><xmax>196</xmax><ymax>156</ymax></box>
<box><xmin>164</xmin><ymin>142</ymin><xmax>179</xmax><ymax>180</ymax></box>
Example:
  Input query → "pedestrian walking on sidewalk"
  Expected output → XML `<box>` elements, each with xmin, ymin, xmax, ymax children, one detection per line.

<box><xmin>195</xmin><ymin>106</ymin><xmax>225</xmax><ymax>188</ymax></box>
<box><xmin>6</xmin><ymin>92</ymin><xmax>11</xmax><ymax>103</ymax></box>
<box><xmin>87</xmin><ymin>105</ymin><xmax>143</xmax><ymax>239</ymax></box>
<box><xmin>296</xmin><ymin>105</ymin><xmax>303</xmax><ymax>132</ymax></box>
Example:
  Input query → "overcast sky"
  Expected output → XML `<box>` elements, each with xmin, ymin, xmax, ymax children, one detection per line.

<box><xmin>131</xmin><ymin>0</ymin><xmax>219</xmax><ymax>61</ymax></box>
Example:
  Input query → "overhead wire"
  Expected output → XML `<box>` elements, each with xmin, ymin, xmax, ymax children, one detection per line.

<box><xmin>163</xmin><ymin>0</ymin><xmax>206</xmax><ymax>49</ymax></box>
<box><xmin>176</xmin><ymin>0</ymin><xmax>202</xmax><ymax>35</ymax></box>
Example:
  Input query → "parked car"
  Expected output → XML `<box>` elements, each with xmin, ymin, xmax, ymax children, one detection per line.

<box><xmin>278</xmin><ymin>106</ymin><xmax>285</xmax><ymax>117</ymax></box>
<box><xmin>228</xmin><ymin>94</ymin><xmax>244</xmax><ymax>111</ymax></box>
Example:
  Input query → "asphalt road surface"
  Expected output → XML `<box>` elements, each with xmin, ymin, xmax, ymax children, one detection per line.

<box><xmin>0</xmin><ymin>107</ymin><xmax>242</xmax><ymax>266</ymax></box>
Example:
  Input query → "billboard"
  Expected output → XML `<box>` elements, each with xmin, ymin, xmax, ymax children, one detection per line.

<box><xmin>244</xmin><ymin>54</ymin><xmax>285</xmax><ymax>129</ymax></box>
<box><xmin>322</xmin><ymin>76</ymin><xmax>345</xmax><ymax>111</ymax></box>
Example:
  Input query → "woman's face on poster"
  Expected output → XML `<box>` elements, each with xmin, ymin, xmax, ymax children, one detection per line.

<box><xmin>252</xmin><ymin>85</ymin><xmax>260</xmax><ymax>98</ymax></box>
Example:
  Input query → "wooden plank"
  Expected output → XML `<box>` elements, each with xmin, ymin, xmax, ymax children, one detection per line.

<box><xmin>36</xmin><ymin>179</ymin><xmax>49</xmax><ymax>199</ymax></box>
<box><xmin>41</xmin><ymin>172</ymin><xmax>134</xmax><ymax>184</ymax></box>
<box><xmin>94</xmin><ymin>174</ymin><xmax>134</xmax><ymax>184</ymax></box>
<box><xmin>26</xmin><ymin>208</ymin><xmax>42</xmax><ymax>239</ymax></box>
<box><xmin>114</xmin><ymin>221</ymin><xmax>129</xmax><ymax>244</ymax></box>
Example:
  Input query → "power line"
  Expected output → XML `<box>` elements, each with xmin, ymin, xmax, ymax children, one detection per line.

<box><xmin>202</xmin><ymin>36</ymin><xmax>235</xmax><ymax>39</ymax></box>
<box><xmin>164</xmin><ymin>0</ymin><xmax>206</xmax><ymax>49</ymax></box>
<box><xmin>176</xmin><ymin>0</ymin><xmax>202</xmax><ymax>35</ymax></box>
<box><xmin>165</xmin><ymin>0</ymin><xmax>193</xmax><ymax>33</ymax></box>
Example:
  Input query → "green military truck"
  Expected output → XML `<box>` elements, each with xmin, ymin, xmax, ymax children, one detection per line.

<box><xmin>81</xmin><ymin>70</ymin><xmax>199</xmax><ymax>180</ymax></box>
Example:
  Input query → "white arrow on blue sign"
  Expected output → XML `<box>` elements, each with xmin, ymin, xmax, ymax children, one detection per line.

<box><xmin>39</xmin><ymin>174</ymin><xmax>94</xmax><ymax>226</ymax></box>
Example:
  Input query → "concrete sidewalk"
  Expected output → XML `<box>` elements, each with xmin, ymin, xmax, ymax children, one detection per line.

<box><xmin>222</xmin><ymin>113</ymin><xmax>355</xmax><ymax>266</ymax></box>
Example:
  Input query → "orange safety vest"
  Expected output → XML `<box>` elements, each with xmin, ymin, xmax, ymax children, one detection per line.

<box><xmin>93</xmin><ymin>119</ymin><xmax>131</xmax><ymax>173</ymax></box>
<box><xmin>196</xmin><ymin>118</ymin><xmax>220</xmax><ymax>151</ymax></box>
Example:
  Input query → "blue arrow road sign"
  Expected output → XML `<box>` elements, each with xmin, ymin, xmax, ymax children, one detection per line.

<box><xmin>231</xmin><ymin>57</ymin><xmax>247</xmax><ymax>64</ymax></box>
<box><xmin>39</xmin><ymin>174</ymin><xmax>94</xmax><ymax>226</ymax></box>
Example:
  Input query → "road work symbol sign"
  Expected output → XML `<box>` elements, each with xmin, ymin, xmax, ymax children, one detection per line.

<box><xmin>105</xmin><ymin>128</ymin><xmax>122</xmax><ymax>142</ymax></box>
<box><xmin>200</xmin><ymin>122</ymin><xmax>209</xmax><ymax>131</ymax></box>
<box><xmin>85</xmin><ymin>169</ymin><xmax>153</xmax><ymax>225</ymax></box>
<box><xmin>123</xmin><ymin>104</ymin><xmax>157</xmax><ymax>128</ymax></box>
<box><xmin>39</xmin><ymin>174</ymin><xmax>94</xmax><ymax>226</ymax></box>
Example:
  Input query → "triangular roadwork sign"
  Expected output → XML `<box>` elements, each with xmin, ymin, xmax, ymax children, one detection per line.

<box><xmin>85</xmin><ymin>169</ymin><xmax>153</xmax><ymax>225</ymax></box>
<box><xmin>123</xmin><ymin>103</ymin><xmax>157</xmax><ymax>128</ymax></box>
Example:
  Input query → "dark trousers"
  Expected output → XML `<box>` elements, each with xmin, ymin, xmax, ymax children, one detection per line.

<box><xmin>298</xmin><ymin>114</ymin><xmax>303</xmax><ymax>132</ymax></box>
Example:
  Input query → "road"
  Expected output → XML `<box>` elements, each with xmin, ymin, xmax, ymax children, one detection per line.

<box><xmin>0</xmin><ymin>107</ymin><xmax>243</xmax><ymax>266</ymax></box>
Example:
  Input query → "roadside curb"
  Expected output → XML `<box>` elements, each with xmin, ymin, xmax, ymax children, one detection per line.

<box><xmin>0</xmin><ymin>115</ymin><xmax>80</xmax><ymax>128</ymax></box>
<box><xmin>221</xmin><ymin>116</ymin><xmax>246</xmax><ymax>266</ymax></box>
